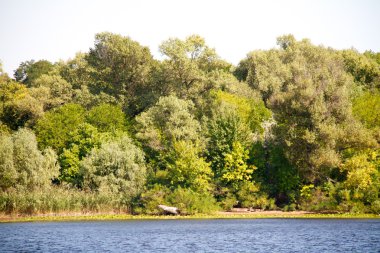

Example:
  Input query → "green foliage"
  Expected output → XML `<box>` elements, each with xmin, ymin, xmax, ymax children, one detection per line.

<box><xmin>251</xmin><ymin>143</ymin><xmax>300</xmax><ymax>205</ymax></box>
<box><xmin>213</xmin><ymin>90</ymin><xmax>271</xmax><ymax>133</ymax></box>
<box><xmin>35</xmin><ymin>103</ymin><xmax>86</xmax><ymax>152</ymax></box>
<box><xmin>14</xmin><ymin>60</ymin><xmax>54</xmax><ymax>86</ymax></box>
<box><xmin>206</xmin><ymin>108</ymin><xmax>247</xmax><ymax>175</ymax></box>
<box><xmin>339</xmin><ymin>151</ymin><xmax>379</xmax><ymax>205</ymax></box>
<box><xmin>371</xmin><ymin>200</ymin><xmax>380</xmax><ymax>214</ymax></box>
<box><xmin>2</xmin><ymin>33</ymin><xmax>380</xmax><ymax>215</ymax></box>
<box><xmin>205</xmin><ymin>91</ymin><xmax>270</xmax><ymax>182</ymax></box>
<box><xmin>167</xmin><ymin>187</ymin><xmax>219</xmax><ymax>215</ymax></box>
<box><xmin>341</xmin><ymin>49</ymin><xmax>380</xmax><ymax>90</ymax></box>
<box><xmin>135</xmin><ymin>184</ymin><xmax>171</xmax><ymax>215</ymax></box>
<box><xmin>135</xmin><ymin>185</ymin><xmax>219</xmax><ymax>215</ymax></box>
<box><xmin>72</xmin><ymin>85</ymin><xmax>117</xmax><ymax>109</ymax></box>
<box><xmin>0</xmin><ymin>79</ymin><xmax>43</xmax><ymax>130</ymax></box>
<box><xmin>86</xmin><ymin>32</ymin><xmax>154</xmax><ymax>115</ymax></box>
<box><xmin>299</xmin><ymin>185</ymin><xmax>338</xmax><ymax>212</ymax></box>
<box><xmin>59</xmin><ymin>123</ymin><xmax>101</xmax><ymax>185</ymax></box>
<box><xmin>221</xmin><ymin>142</ymin><xmax>255</xmax><ymax>190</ymax></box>
<box><xmin>353</xmin><ymin>91</ymin><xmax>380</xmax><ymax>129</ymax></box>
<box><xmin>81</xmin><ymin>133</ymin><xmax>147</xmax><ymax>202</ymax></box>
<box><xmin>58</xmin><ymin>52</ymin><xmax>93</xmax><ymax>89</ymax></box>
<box><xmin>86</xmin><ymin>103</ymin><xmax>127</xmax><ymax>132</ymax></box>
<box><xmin>244</xmin><ymin>35</ymin><xmax>374</xmax><ymax>182</ymax></box>
<box><xmin>158</xmin><ymin>35</ymin><xmax>231</xmax><ymax>100</ymax></box>
<box><xmin>30</xmin><ymin>74</ymin><xmax>73</xmax><ymax>110</ymax></box>
<box><xmin>364</xmin><ymin>50</ymin><xmax>380</xmax><ymax>65</ymax></box>
<box><xmin>164</xmin><ymin>141</ymin><xmax>213</xmax><ymax>193</ymax></box>
<box><xmin>0</xmin><ymin>129</ymin><xmax>59</xmax><ymax>191</ymax></box>
<box><xmin>233</xmin><ymin>58</ymin><xmax>249</xmax><ymax>81</ymax></box>
<box><xmin>300</xmin><ymin>184</ymin><xmax>315</xmax><ymax>200</ymax></box>
<box><xmin>0</xmin><ymin>187</ymin><xmax>125</xmax><ymax>215</ymax></box>
<box><xmin>136</xmin><ymin>95</ymin><xmax>201</xmax><ymax>153</ymax></box>
<box><xmin>219</xmin><ymin>193</ymin><xmax>238</xmax><ymax>211</ymax></box>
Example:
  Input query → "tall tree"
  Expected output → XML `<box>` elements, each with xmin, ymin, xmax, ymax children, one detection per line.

<box><xmin>86</xmin><ymin>32</ymin><xmax>155</xmax><ymax>115</ymax></box>
<box><xmin>0</xmin><ymin>129</ymin><xmax>59</xmax><ymax>191</ymax></box>
<box><xmin>136</xmin><ymin>95</ymin><xmax>201</xmax><ymax>155</ymax></box>
<box><xmin>244</xmin><ymin>35</ymin><xmax>375</xmax><ymax>182</ymax></box>
<box><xmin>14</xmin><ymin>60</ymin><xmax>54</xmax><ymax>86</ymax></box>
<box><xmin>158</xmin><ymin>35</ymin><xmax>231</xmax><ymax>100</ymax></box>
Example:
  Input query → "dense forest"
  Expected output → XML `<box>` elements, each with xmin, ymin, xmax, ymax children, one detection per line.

<box><xmin>0</xmin><ymin>33</ymin><xmax>379</xmax><ymax>215</ymax></box>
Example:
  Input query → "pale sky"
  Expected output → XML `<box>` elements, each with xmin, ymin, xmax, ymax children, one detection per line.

<box><xmin>1</xmin><ymin>0</ymin><xmax>379</xmax><ymax>76</ymax></box>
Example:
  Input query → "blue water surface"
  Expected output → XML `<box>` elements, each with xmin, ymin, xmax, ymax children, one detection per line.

<box><xmin>0</xmin><ymin>219</ymin><xmax>379</xmax><ymax>252</ymax></box>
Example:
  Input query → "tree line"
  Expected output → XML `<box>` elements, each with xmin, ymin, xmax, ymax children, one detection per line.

<box><xmin>0</xmin><ymin>33</ymin><xmax>379</xmax><ymax>214</ymax></box>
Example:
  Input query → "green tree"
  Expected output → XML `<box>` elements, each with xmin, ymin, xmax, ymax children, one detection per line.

<box><xmin>364</xmin><ymin>50</ymin><xmax>380</xmax><ymax>65</ymax></box>
<box><xmin>81</xmin><ymin>133</ymin><xmax>146</xmax><ymax>202</ymax></box>
<box><xmin>158</xmin><ymin>35</ymin><xmax>231</xmax><ymax>99</ymax></box>
<box><xmin>59</xmin><ymin>123</ymin><xmax>101</xmax><ymax>185</ymax></box>
<box><xmin>353</xmin><ymin>91</ymin><xmax>380</xmax><ymax>130</ymax></box>
<box><xmin>72</xmin><ymin>85</ymin><xmax>117</xmax><ymax>109</ymax></box>
<box><xmin>0</xmin><ymin>78</ymin><xmax>44</xmax><ymax>130</ymax></box>
<box><xmin>250</xmin><ymin>143</ymin><xmax>300</xmax><ymax>205</ymax></box>
<box><xmin>341</xmin><ymin>49</ymin><xmax>380</xmax><ymax>90</ymax></box>
<box><xmin>35</xmin><ymin>103</ymin><xmax>85</xmax><ymax>152</ymax></box>
<box><xmin>205</xmin><ymin>91</ymin><xmax>270</xmax><ymax>178</ymax></box>
<box><xmin>0</xmin><ymin>129</ymin><xmax>59</xmax><ymax>191</ymax></box>
<box><xmin>136</xmin><ymin>95</ymin><xmax>201</xmax><ymax>154</ymax></box>
<box><xmin>86</xmin><ymin>103</ymin><xmax>127</xmax><ymax>132</ymax></box>
<box><xmin>339</xmin><ymin>150</ymin><xmax>380</xmax><ymax>205</ymax></box>
<box><xmin>86</xmin><ymin>32</ymin><xmax>155</xmax><ymax>115</ymax></box>
<box><xmin>58</xmin><ymin>52</ymin><xmax>93</xmax><ymax>89</ymax></box>
<box><xmin>163</xmin><ymin>141</ymin><xmax>213</xmax><ymax>193</ymax></box>
<box><xmin>221</xmin><ymin>142</ymin><xmax>255</xmax><ymax>191</ymax></box>
<box><xmin>0</xmin><ymin>132</ymin><xmax>17</xmax><ymax>190</ymax></box>
<box><xmin>244</xmin><ymin>35</ymin><xmax>375</xmax><ymax>182</ymax></box>
<box><xmin>14</xmin><ymin>60</ymin><xmax>54</xmax><ymax>86</ymax></box>
<box><xmin>30</xmin><ymin>74</ymin><xmax>73</xmax><ymax>110</ymax></box>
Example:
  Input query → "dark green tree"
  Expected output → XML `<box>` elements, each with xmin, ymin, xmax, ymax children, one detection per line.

<box><xmin>14</xmin><ymin>60</ymin><xmax>54</xmax><ymax>86</ymax></box>
<box><xmin>244</xmin><ymin>35</ymin><xmax>375</xmax><ymax>182</ymax></box>
<box><xmin>86</xmin><ymin>32</ymin><xmax>155</xmax><ymax>115</ymax></box>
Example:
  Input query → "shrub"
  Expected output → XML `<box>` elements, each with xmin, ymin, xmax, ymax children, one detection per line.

<box><xmin>167</xmin><ymin>187</ymin><xmax>219</xmax><ymax>215</ymax></box>
<box><xmin>220</xmin><ymin>193</ymin><xmax>237</xmax><ymax>211</ymax></box>
<box><xmin>371</xmin><ymin>200</ymin><xmax>380</xmax><ymax>214</ymax></box>
<box><xmin>136</xmin><ymin>184</ymin><xmax>171</xmax><ymax>215</ymax></box>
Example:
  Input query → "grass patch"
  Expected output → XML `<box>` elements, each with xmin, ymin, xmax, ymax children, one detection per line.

<box><xmin>1</xmin><ymin>211</ymin><xmax>378</xmax><ymax>223</ymax></box>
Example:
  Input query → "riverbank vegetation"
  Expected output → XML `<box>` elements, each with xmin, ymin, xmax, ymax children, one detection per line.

<box><xmin>1</xmin><ymin>212</ymin><xmax>378</xmax><ymax>223</ymax></box>
<box><xmin>0</xmin><ymin>33</ymin><xmax>379</xmax><ymax>216</ymax></box>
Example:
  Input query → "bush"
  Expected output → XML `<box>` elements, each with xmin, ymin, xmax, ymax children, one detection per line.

<box><xmin>283</xmin><ymin>203</ymin><xmax>297</xmax><ymax>212</ymax></box>
<box><xmin>235</xmin><ymin>182</ymin><xmax>276</xmax><ymax>210</ymax></box>
<box><xmin>219</xmin><ymin>193</ymin><xmax>237</xmax><ymax>211</ymax></box>
<box><xmin>136</xmin><ymin>184</ymin><xmax>171</xmax><ymax>215</ymax></box>
<box><xmin>337</xmin><ymin>201</ymin><xmax>368</xmax><ymax>214</ymax></box>
<box><xmin>167</xmin><ymin>187</ymin><xmax>219</xmax><ymax>215</ymax></box>
<box><xmin>371</xmin><ymin>200</ymin><xmax>380</xmax><ymax>214</ymax></box>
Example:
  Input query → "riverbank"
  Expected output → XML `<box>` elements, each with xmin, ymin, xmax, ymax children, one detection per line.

<box><xmin>1</xmin><ymin>210</ymin><xmax>379</xmax><ymax>223</ymax></box>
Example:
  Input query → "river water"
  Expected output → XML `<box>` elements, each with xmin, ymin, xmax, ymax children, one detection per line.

<box><xmin>0</xmin><ymin>219</ymin><xmax>379</xmax><ymax>252</ymax></box>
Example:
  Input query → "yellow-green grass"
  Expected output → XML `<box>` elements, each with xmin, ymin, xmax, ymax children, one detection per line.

<box><xmin>1</xmin><ymin>212</ymin><xmax>379</xmax><ymax>223</ymax></box>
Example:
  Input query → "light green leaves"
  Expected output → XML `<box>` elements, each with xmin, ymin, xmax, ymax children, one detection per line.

<box><xmin>136</xmin><ymin>95</ymin><xmax>201</xmax><ymax>152</ymax></box>
<box><xmin>81</xmin><ymin>133</ymin><xmax>146</xmax><ymax>200</ymax></box>
<box><xmin>0</xmin><ymin>129</ymin><xmax>59</xmax><ymax>191</ymax></box>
